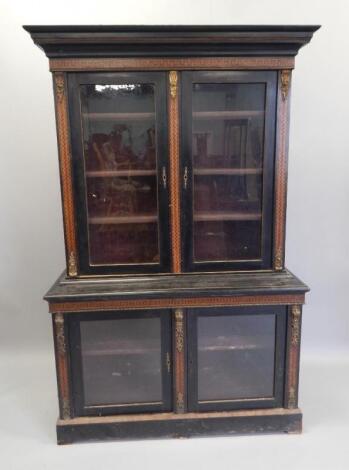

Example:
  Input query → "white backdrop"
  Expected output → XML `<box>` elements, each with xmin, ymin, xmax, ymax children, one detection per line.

<box><xmin>0</xmin><ymin>0</ymin><xmax>348</xmax><ymax>355</ymax></box>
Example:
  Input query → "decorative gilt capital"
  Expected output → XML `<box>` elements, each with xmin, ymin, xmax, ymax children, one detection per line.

<box><xmin>175</xmin><ymin>309</ymin><xmax>184</xmax><ymax>352</ymax></box>
<box><xmin>177</xmin><ymin>392</ymin><xmax>184</xmax><ymax>412</ymax></box>
<box><xmin>169</xmin><ymin>71</ymin><xmax>178</xmax><ymax>98</ymax></box>
<box><xmin>55</xmin><ymin>313</ymin><xmax>66</xmax><ymax>355</ymax></box>
<box><xmin>280</xmin><ymin>70</ymin><xmax>291</xmax><ymax>101</ymax></box>
<box><xmin>55</xmin><ymin>73</ymin><xmax>65</xmax><ymax>103</ymax></box>
<box><xmin>288</xmin><ymin>386</ymin><xmax>297</xmax><ymax>408</ymax></box>
<box><xmin>61</xmin><ymin>398</ymin><xmax>71</xmax><ymax>420</ymax></box>
<box><xmin>291</xmin><ymin>305</ymin><xmax>302</xmax><ymax>346</ymax></box>
<box><xmin>274</xmin><ymin>248</ymin><xmax>283</xmax><ymax>271</ymax></box>
<box><xmin>68</xmin><ymin>251</ymin><xmax>78</xmax><ymax>277</ymax></box>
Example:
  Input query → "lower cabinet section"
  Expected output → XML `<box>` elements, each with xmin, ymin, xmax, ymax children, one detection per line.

<box><xmin>51</xmin><ymin>299</ymin><xmax>304</xmax><ymax>443</ymax></box>
<box><xmin>66</xmin><ymin>305</ymin><xmax>288</xmax><ymax>419</ymax></box>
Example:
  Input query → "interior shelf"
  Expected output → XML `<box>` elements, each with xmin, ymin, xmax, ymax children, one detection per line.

<box><xmin>83</xmin><ymin>348</ymin><xmax>160</xmax><ymax>357</ymax></box>
<box><xmin>82</xmin><ymin>112</ymin><xmax>155</xmax><ymax>121</ymax></box>
<box><xmin>194</xmin><ymin>212</ymin><xmax>262</xmax><ymax>222</ymax></box>
<box><xmin>199</xmin><ymin>335</ymin><xmax>271</xmax><ymax>352</ymax></box>
<box><xmin>83</xmin><ymin>337</ymin><xmax>270</xmax><ymax>357</ymax></box>
<box><xmin>86</xmin><ymin>169</ymin><xmax>157</xmax><ymax>178</ymax></box>
<box><xmin>193</xmin><ymin>110</ymin><xmax>264</xmax><ymax>119</ymax></box>
<box><xmin>88</xmin><ymin>214</ymin><xmax>158</xmax><ymax>225</ymax></box>
<box><xmin>194</xmin><ymin>168</ymin><xmax>262</xmax><ymax>176</ymax></box>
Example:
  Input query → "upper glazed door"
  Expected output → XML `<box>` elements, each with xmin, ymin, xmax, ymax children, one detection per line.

<box><xmin>68</xmin><ymin>72</ymin><xmax>170</xmax><ymax>275</ymax></box>
<box><xmin>181</xmin><ymin>71</ymin><xmax>277</xmax><ymax>271</ymax></box>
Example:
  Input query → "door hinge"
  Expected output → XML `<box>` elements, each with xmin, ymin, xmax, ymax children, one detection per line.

<box><xmin>169</xmin><ymin>71</ymin><xmax>178</xmax><ymax>99</ymax></box>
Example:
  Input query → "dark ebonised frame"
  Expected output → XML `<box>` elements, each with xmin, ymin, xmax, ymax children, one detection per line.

<box><xmin>181</xmin><ymin>71</ymin><xmax>277</xmax><ymax>272</ymax></box>
<box><xmin>67</xmin><ymin>72</ymin><xmax>171</xmax><ymax>275</ymax></box>
<box><xmin>187</xmin><ymin>305</ymin><xmax>286</xmax><ymax>412</ymax></box>
<box><xmin>68</xmin><ymin>309</ymin><xmax>173</xmax><ymax>416</ymax></box>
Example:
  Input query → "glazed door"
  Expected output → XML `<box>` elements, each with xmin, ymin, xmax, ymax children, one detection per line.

<box><xmin>69</xmin><ymin>310</ymin><xmax>172</xmax><ymax>416</ymax></box>
<box><xmin>187</xmin><ymin>306</ymin><xmax>286</xmax><ymax>412</ymax></box>
<box><xmin>68</xmin><ymin>72</ymin><xmax>170</xmax><ymax>275</ymax></box>
<box><xmin>181</xmin><ymin>71</ymin><xmax>277</xmax><ymax>271</ymax></box>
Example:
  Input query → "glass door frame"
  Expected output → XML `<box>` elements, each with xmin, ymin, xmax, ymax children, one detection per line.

<box><xmin>68</xmin><ymin>309</ymin><xmax>173</xmax><ymax>417</ymax></box>
<box><xmin>180</xmin><ymin>70</ymin><xmax>277</xmax><ymax>272</ymax></box>
<box><xmin>67</xmin><ymin>72</ymin><xmax>171</xmax><ymax>275</ymax></box>
<box><xmin>187</xmin><ymin>305</ymin><xmax>286</xmax><ymax>412</ymax></box>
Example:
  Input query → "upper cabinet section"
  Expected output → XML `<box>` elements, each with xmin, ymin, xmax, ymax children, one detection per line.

<box><xmin>24</xmin><ymin>25</ymin><xmax>319</xmax><ymax>277</ymax></box>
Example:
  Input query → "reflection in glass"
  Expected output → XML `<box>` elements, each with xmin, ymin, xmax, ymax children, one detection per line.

<box><xmin>80</xmin><ymin>317</ymin><xmax>162</xmax><ymax>406</ymax></box>
<box><xmin>192</xmin><ymin>83</ymin><xmax>266</xmax><ymax>262</ymax></box>
<box><xmin>80</xmin><ymin>83</ymin><xmax>159</xmax><ymax>265</ymax></box>
<box><xmin>197</xmin><ymin>314</ymin><xmax>275</xmax><ymax>401</ymax></box>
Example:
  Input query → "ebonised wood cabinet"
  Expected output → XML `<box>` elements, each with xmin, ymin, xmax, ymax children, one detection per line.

<box><xmin>25</xmin><ymin>24</ymin><xmax>319</xmax><ymax>444</ymax></box>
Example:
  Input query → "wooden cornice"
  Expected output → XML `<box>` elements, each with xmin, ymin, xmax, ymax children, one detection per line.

<box><xmin>23</xmin><ymin>25</ymin><xmax>320</xmax><ymax>59</ymax></box>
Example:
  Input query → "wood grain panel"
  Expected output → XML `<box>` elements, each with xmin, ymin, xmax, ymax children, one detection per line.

<box><xmin>50</xmin><ymin>57</ymin><xmax>295</xmax><ymax>72</ymax></box>
<box><xmin>173</xmin><ymin>309</ymin><xmax>186</xmax><ymax>413</ymax></box>
<box><xmin>49</xmin><ymin>294</ymin><xmax>305</xmax><ymax>313</ymax></box>
<box><xmin>285</xmin><ymin>305</ymin><xmax>302</xmax><ymax>408</ymax></box>
<box><xmin>53</xmin><ymin>313</ymin><xmax>71</xmax><ymax>419</ymax></box>
<box><xmin>53</xmin><ymin>72</ymin><xmax>78</xmax><ymax>277</ymax></box>
<box><xmin>58</xmin><ymin>406</ymin><xmax>300</xmax><ymax>425</ymax></box>
<box><xmin>168</xmin><ymin>71</ymin><xmax>181</xmax><ymax>273</ymax></box>
<box><xmin>273</xmin><ymin>70</ymin><xmax>292</xmax><ymax>270</ymax></box>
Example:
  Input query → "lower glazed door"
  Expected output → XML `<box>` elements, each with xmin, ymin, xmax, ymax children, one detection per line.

<box><xmin>69</xmin><ymin>309</ymin><xmax>172</xmax><ymax>416</ymax></box>
<box><xmin>187</xmin><ymin>306</ymin><xmax>286</xmax><ymax>412</ymax></box>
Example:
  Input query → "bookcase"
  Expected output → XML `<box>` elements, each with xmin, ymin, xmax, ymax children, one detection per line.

<box><xmin>25</xmin><ymin>25</ymin><xmax>319</xmax><ymax>444</ymax></box>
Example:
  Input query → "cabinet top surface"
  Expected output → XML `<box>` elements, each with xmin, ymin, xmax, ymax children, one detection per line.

<box><xmin>24</xmin><ymin>24</ymin><xmax>320</xmax><ymax>58</ymax></box>
<box><xmin>44</xmin><ymin>270</ymin><xmax>309</xmax><ymax>303</ymax></box>
<box><xmin>23</xmin><ymin>25</ymin><xmax>320</xmax><ymax>33</ymax></box>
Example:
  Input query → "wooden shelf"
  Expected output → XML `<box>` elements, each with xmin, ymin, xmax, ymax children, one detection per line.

<box><xmin>193</xmin><ymin>110</ymin><xmax>264</xmax><ymax>120</ymax></box>
<box><xmin>83</xmin><ymin>348</ymin><xmax>160</xmax><ymax>357</ymax></box>
<box><xmin>194</xmin><ymin>212</ymin><xmax>261</xmax><ymax>222</ymax></box>
<box><xmin>199</xmin><ymin>336</ymin><xmax>271</xmax><ymax>352</ymax></box>
<box><xmin>86</xmin><ymin>169</ymin><xmax>156</xmax><ymax>178</ymax></box>
<box><xmin>194</xmin><ymin>168</ymin><xmax>262</xmax><ymax>176</ymax></box>
<box><xmin>82</xmin><ymin>339</ymin><xmax>160</xmax><ymax>357</ymax></box>
<box><xmin>89</xmin><ymin>214</ymin><xmax>158</xmax><ymax>225</ymax></box>
<box><xmin>83</xmin><ymin>112</ymin><xmax>154</xmax><ymax>121</ymax></box>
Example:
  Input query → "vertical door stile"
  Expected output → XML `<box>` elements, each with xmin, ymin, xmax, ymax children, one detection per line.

<box><xmin>173</xmin><ymin>308</ymin><xmax>186</xmax><ymax>413</ymax></box>
<box><xmin>168</xmin><ymin>71</ymin><xmax>182</xmax><ymax>273</ymax></box>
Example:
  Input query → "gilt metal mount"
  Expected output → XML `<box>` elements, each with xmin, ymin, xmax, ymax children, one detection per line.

<box><xmin>169</xmin><ymin>71</ymin><xmax>178</xmax><ymax>98</ymax></box>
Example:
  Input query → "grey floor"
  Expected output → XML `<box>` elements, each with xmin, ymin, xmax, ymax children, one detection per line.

<box><xmin>1</xmin><ymin>350</ymin><xmax>349</xmax><ymax>470</ymax></box>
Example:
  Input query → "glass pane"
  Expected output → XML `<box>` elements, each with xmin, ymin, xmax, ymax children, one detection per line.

<box><xmin>192</xmin><ymin>83</ymin><xmax>266</xmax><ymax>262</ymax></box>
<box><xmin>80</xmin><ymin>317</ymin><xmax>162</xmax><ymax>406</ymax></box>
<box><xmin>80</xmin><ymin>83</ymin><xmax>159</xmax><ymax>265</ymax></box>
<box><xmin>197</xmin><ymin>314</ymin><xmax>275</xmax><ymax>401</ymax></box>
